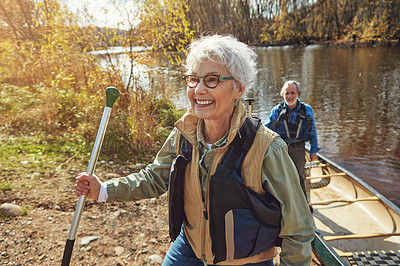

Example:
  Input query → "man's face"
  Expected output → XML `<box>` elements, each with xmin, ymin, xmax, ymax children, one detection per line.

<box><xmin>284</xmin><ymin>84</ymin><xmax>299</xmax><ymax>107</ymax></box>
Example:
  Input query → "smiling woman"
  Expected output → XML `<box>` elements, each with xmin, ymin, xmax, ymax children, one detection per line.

<box><xmin>74</xmin><ymin>34</ymin><xmax>315</xmax><ymax>266</ymax></box>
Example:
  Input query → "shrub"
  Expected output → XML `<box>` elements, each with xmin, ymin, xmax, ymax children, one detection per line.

<box><xmin>0</xmin><ymin>0</ymin><xmax>184</xmax><ymax>164</ymax></box>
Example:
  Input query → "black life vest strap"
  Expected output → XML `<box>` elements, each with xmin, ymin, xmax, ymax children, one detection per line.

<box><xmin>276</xmin><ymin>101</ymin><xmax>311</xmax><ymax>137</ymax></box>
<box><xmin>221</xmin><ymin>117</ymin><xmax>261</xmax><ymax>172</ymax></box>
<box><xmin>277</xmin><ymin>101</ymin><xmax>307</xmax><ymax>120</ymax></box>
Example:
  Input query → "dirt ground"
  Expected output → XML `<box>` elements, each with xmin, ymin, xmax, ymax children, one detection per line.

<box><xmin>0</xmin><ymin>163</ymin><xmax>321</xmax><ymax>266</ymax></box>
<box><xmin>0</xmin><ymin>162</ymin><xmax>172</xmax><ymax>265</ymax></box>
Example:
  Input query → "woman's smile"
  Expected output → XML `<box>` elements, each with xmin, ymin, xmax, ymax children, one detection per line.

<box><xmin>195</xmin><ymin>99</ymin><xmax>214</xmax><ymax>106</ymax></box>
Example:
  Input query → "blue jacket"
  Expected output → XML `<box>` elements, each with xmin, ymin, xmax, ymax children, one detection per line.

<box><xmin>265</xmin><ymin>100</ymin><xmax>319</xmax><ymax>154</ymax></box>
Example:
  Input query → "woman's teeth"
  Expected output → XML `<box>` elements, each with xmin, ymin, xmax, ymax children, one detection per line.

<box><xmin>196</xmin><ymin>100</ymin><xmax>213</xmax><ymax>105</ymax></box>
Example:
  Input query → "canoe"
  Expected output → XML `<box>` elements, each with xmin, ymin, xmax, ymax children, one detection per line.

<box><xmin>305</xmin><ymin>151</ymin><xmax>400</xmax><ymax>265</ymax></box>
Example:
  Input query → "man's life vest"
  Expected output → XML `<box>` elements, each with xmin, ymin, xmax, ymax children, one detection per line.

<box><xmin>168</xmin><ymin>117</ymin><xmax>282</xmax><ymax>264</ymax></box>
<box><xmin>275</xmin><ymin>101</ymin><xmax>313</xmax><ymax>140</ymax></box>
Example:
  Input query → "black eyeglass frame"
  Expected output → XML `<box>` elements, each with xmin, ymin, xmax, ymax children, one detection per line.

<box><xmin>183</xmin><ymin>74</ymin><xmax>234</xmax><ymax>89</ymax></box>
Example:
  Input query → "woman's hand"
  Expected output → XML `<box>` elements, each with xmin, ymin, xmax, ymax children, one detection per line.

<box><xmin>74</xmin><ymin>173</ymin><xmax>102</xmax><ymax>201</ymax></box>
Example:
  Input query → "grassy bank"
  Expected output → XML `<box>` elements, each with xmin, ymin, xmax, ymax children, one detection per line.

<box><xmin>0</xmin><ymin>82</ymin><xmax>185</xmax><ymax>264</ymax></box>
<box><xmin>0</xmin><ymin>83</ymin><xmax>185</xmax><ymax>199</ymax></box>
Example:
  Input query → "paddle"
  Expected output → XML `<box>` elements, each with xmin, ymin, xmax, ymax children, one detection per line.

<box><xmin>61</xmin><ymin>87</ymin><xmax>120</xmax><ymax>266</ymax></box>
<box><xmin>244</xmin><ymin>98</ymin><xmax>254</xmax><ymax>117</ymax></box>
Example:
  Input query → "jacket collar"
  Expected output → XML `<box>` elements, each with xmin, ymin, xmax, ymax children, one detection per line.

<box><xmin>175</xmin><ymin>100</ymin><xmax>247</xmax><ymax>148</ymax></box>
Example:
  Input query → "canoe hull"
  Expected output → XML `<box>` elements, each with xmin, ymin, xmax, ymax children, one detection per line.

<box><xmin>307</xmin><ymin>151</ymin><xmax>400</xmax><ymax>265</ymax></box>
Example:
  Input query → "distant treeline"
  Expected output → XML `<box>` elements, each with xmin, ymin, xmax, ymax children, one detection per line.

<box><xmin>140</xmin><ymin>0</ymin><xmax>400</xmax><ymax>48</ymax></box>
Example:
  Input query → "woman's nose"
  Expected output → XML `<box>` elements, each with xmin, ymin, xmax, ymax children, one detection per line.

<box><xmin>194</xmin><ymin>79</ymin><xmax>207</xmax><ymax>94</ymax></box>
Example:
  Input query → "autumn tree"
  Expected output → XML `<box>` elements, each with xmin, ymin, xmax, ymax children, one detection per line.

<box><xmin>138</xmin><ymin>0</ymin><xmax>193</xmax><ymax>64</ymax></box>
<box><xmin>0</xmin><ymin>0</ymin><xmax>181</xmax><ymax>159</ymax></box>
<box><xmin>260</xmin><ymin>0</ymin><xmax>400</xmax><ymax>45</ymax></box>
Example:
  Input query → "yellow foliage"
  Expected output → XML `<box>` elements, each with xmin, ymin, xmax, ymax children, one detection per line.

<box><xmin>259</xmin><ymin>0</ymin><xmax>399</xmax><ymax>45</ymax></box>
<box><xmin>139</xmin><ymin>0</ymin><xmax>193</xmax><ymax>63</ymax></box>
<box><xmin>0</xmin><ymin>0</ymin><xmax>184</xmax><ymax>161</ymax></box>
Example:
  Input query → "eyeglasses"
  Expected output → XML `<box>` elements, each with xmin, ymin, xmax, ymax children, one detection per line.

<box><xmin>183</xmin><ymin>75</ymin><xmax>234</xmax><ymax>89</ymax></box>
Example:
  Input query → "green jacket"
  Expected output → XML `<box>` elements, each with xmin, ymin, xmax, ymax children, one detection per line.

<box><xmin>105</xmin><ymin>101</ymin><xmax>315</xmax><ymax>265</ymax></box>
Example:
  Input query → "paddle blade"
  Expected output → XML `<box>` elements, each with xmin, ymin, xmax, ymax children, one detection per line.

<box><xmin>106</xmin><ymin>87</ymin><xmax>120</xmax><ymax>108</ymax></box>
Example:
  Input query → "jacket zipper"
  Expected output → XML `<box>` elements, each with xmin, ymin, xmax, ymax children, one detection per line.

<box><xmin>203</xmin><ymin>202</ymin><xmax>208</xmax><ymax>220</ymax></box>
<box><xmin>201</xmin><ymin>201</ymin><xmax>208</xmax><ymax>264</ymax></box>
<box><xmin>201</xmin><ymin>168</ymin><xmax>210</xmax><ymax>265</ymax></box>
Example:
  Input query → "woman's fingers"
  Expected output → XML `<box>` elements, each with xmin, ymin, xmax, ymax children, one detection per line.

<box><xmin>74</xmin><ymin>183</ymin><xmax>88</xmax><ymax>195</ymax></box>
<box><xmin>75</xmin><ymin>174</ymin><xmax>92</xmax><ymax>195</ymax></box>
<box><xmin>74</xmin><ymin>173</ymin><xmax>101</xmax><ymax>200</ymax></box>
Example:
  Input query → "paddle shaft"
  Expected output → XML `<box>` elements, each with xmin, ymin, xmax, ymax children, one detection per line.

<box><xmin>61</xmin><ymin>87</ymin><xmax>119</xmax><ymax>266</ymax></box>
<box><xmin>244</xmin><ymin>98</ymin><xmax>255</xmax><ymax>117</ymax></box>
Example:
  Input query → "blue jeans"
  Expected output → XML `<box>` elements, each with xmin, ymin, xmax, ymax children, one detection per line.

<box><xmin>162</xmin><ymin>227</ymin><xmax>274</xmax><ymax>266</ymax></box>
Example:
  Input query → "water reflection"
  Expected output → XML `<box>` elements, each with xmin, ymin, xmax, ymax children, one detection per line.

<box><xmin>250</xmin><ymin>45</ymin><xmax>400</xmax><ymax>207</ymax></box>
<box><xmin>103</xmin><ymin>45</ymin><xmax>400</xmax><ymax>207</ymax></box>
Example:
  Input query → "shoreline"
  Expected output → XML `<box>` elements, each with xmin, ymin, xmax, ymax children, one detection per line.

<box><xmin>254</xmin><ymin>39</ymin><xmax>400</xmax><ymax>49</ymax></box>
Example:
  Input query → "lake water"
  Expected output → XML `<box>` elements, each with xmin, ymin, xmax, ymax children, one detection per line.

<box><xmin>106</xmin><ymin>45</ymin><xmax>400</xmax><ymax>208</ymax></box>
<box><xmin>250</xmin><ymin>45</ymin><xmax>400</xmax><ymax>208</ymax></box>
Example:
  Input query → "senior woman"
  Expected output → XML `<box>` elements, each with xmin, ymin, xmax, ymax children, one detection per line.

<box><xmin>74</xmin><ymin>34</ymin><xmax>315</xmax><ymax>265</ymax></box>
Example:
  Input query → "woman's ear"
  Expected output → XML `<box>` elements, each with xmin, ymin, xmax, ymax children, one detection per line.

<box><xmin>234</xmin><ymin>83</ymin><xmax>245</xmax><ymax>99</ymax></box>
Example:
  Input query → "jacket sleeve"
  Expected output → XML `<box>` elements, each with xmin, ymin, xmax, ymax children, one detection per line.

<box><xmin>264</xmin><ymin>105</ymin><xmax>279</xmax><ymax>130</ymax></box>
<box><xmin>305</xmin><ymin>105</ymin><xmax>319</xmax><ymax>154</ymax></box>
<box><xmin>261</xmin><ymin>137</ymin><xmax>315</xmax><ymax>266</ymax></box>
<box><xmin>105</xmin><ymin>128</ymin><xmax>179</xmax><ymax>202</ymax></box>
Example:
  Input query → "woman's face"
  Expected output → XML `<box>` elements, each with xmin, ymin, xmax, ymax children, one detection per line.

<box><xmin>187</xmin><ymin>60</ymin><xmax>244</xmax><ymax>122</ymax></box>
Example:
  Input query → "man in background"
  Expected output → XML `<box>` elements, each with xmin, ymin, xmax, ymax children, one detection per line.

<box><xmin>265</xmin><ymin>80</ymin><xmax>319</xmax><ymax>199</ymax></box>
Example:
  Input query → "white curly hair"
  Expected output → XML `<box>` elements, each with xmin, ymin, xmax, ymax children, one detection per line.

<box><xmin>184</xmin><ymin>34</ymin><xmax>258</xmax><ymax>90</ymax></box>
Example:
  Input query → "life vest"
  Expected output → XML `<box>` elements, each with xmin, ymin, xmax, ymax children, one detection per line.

<box><xmin>275</xmin><ymin>101</ymin><xmax>312</xmax><ymax>140</ymax></box>
<box><xmin>168</xmin><ymin>117</ymin><xmax>282</xmax><ymax>264</ymax></box>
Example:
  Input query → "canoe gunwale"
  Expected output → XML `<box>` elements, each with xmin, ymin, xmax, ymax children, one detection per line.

<box><xmin>312</xmin><ymin>231</ymin><xmax>348</xmax><ymax>266</ymax></box>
